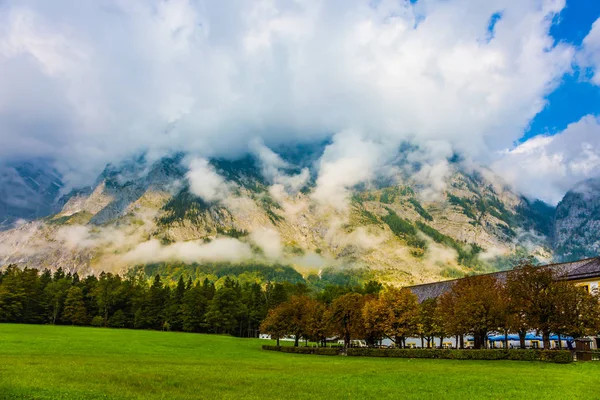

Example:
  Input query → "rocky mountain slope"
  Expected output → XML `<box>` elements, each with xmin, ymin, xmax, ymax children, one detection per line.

<box><xmin>0</xmin><ymin>161</ymin><xmax>63</xmax><ymax>229</ymax></box>
<box><xmin>553</xmin><ymin>178</ymin><xmax>600</xmax><ymax>262</ymax></box>
<box><xmin>0</xmin><ymin>151</ymin><xmax>568</xmax><ymax>285</ymax></box>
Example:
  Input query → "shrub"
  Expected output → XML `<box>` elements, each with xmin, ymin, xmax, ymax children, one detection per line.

<box><xmin>262</xmin><ymin>345</ymin><xmax>281</xmax><ymax>352</ymax></box>
<box><xmin>347</xmin><ymin>349</ymin><xmax>573</xmax><ymax>363</ymax></box>
<box><xmin>262</xmin><ymin>345</ymin><xmax>340</xmax><ymax>356</ymax></box>
<box><xmin>267</xmin><ymin>346</ymin><xmax>572</xmax><ymax>363</ymax></box>
<box><xmin>108</xmin><ymin>310</ymin><xmax>126</xmax><ymax>328</ymax></box>
<box><xmin>507</xmin><ymin>350</ymin><xmax>539</xmax><ymax>362</ymax></box>
<box><xmin>539</xmin><ymin>351</ymin><xmax>573</xmax><ymax>364</ymax></box>
<box><xmin>91</xmin><ymin>316</ymin><xmax>105</xmax><ymax>327</ymax></box>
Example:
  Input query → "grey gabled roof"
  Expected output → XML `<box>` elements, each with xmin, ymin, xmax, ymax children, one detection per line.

<box><xmin>565</xmin><ymin>257</ymin><xmax>600</xmax><ymax>281</ymax></box>
<box><xmin>408</xmin><ymin>257</ymin><xmax>600</xmax><ymax>302</ymax></box>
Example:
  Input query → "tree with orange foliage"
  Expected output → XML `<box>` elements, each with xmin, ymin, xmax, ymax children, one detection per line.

<box><xmin>329</xmin><ymin>292</ymin><xmax>365</xmax><ymax>348</ymax></box>
<box><xmin>304</xmin><ymin>299</ymin><xmax>331</xmax><ymax>347</ymax></box>
<box><xmin>444</xmin><ymin>274</ymin><xmax>505</xmax><ymax>349</ymax></box>
<box><xmin>260</xmin><ymin>306</ymin><xmax>288</xmax><ymax>346</ymax></box>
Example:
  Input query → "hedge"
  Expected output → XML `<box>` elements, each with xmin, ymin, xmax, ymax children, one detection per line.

<box><xmin>263</xmin><ymin>346</ymin><xmax>573</xmax><ymax>363</ymax></box>
<box><xmin>345</xmin><ymin>348</ymin><xmax>573</xmax><ymax>363</ymax></box>
<box><xmin>262</xmin><ymin>345</ymin><xmax>340</xmax><ymax>356</ymax></box>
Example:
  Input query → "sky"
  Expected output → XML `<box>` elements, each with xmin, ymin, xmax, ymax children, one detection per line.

<box><xmin>0</xmin><ymin>0</ymin><xmax>599</xmax><ymax>205</ymax></box>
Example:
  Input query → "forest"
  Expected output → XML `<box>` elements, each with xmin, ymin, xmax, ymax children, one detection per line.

<box><xmin>0</xmin><ymin>263</ymin><xmax>379</xmax><ymax>337</ymax></box>
<box><xmin>1</xmin><ymin>261</ymin><xmax>598</xmax><ymax>350</ymax></box>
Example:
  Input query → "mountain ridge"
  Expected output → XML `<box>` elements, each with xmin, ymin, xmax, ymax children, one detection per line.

<box><xmin>0</xmin><ymin>151</ymin><xmax>597</xmax><ymax>285</ymax></box>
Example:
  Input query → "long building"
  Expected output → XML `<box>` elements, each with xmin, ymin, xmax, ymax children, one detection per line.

<box><xmin>409</xmin><ymin>257</ymin><xmax>600</xmax><ymax>302</ymax></box>
<box><xmin>406</xmin><ymin>257</ymin><xmax>600</xmax><ymax>350</ymax></box>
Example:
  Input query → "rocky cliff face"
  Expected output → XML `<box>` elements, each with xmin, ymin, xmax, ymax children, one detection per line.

<box><xmin>554</xmin><ymin>178</ymin><xmax>600</xmax><ymax>262</ymax></box>
<box><xmin>0</xmin><ymin>161</ymin><xmax>63</xmax><ymax>229</ymax></box>
<box><xmin>0</xmin><ymin>153</ymin><xmax>563</xmax><ymax>285</ymax></box>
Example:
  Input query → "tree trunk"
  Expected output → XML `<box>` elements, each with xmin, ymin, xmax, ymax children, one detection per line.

<box><xmin>519</xmin><ymin>330</ymin><xmax>526</xmax><ymax>349</ymax></box>
<box><xmin>504</xmin><ymin>331</ymin><xmax>509</xmax><ymax>350</ymax></box>
<box><xmin>459</xmin><ymin>335</ymin><xmax>464</xmax><ymax>349</ymax></box>
<box><xmin>557</xmin><ymin>334</ymin><xmax>562</xmax><ymax>350</ymax></box>
<box><xmin>420</xmin><ymin>336</ymin><xmax>424</xmax><ymax>348</ymax></box>
<box><xmin>294</xmin><ymin>334</ymin><xmax>299</xmax><ymax>347</ymax></box>
<box><xmin>276</xmin><ymin>337</ymin><xmax>280</xmax><ymax>346</ymax></box>
<box><xmin>439</xmin><ymin>336</ymin><xmax>444</xmax><ymax>349</ymax></box>
<box><xmin>542</xmin><ymin>331</ymin><xmax>550</xmax><ymax>350</ymax></box>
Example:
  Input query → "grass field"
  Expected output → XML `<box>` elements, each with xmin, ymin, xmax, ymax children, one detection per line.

<box><xmin>0</xmin><ymin>325</ymin><xmax>598</xmax><ymax>400</ymax></box>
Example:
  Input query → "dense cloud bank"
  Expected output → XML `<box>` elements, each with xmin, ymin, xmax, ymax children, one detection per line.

<box><xmin>0</xmin><ymin>0</ymin><xmax>599</xmax><ymax>203</ymax></box>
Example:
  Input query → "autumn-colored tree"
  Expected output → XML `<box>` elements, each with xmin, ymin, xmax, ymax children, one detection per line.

<box><xmin>417</xmin><ymin>297</ymin><xmax>442</xmax><ymax>348</ymax></box>
<box><xmin>436</xmin><ymin>291</ymin><xmax>458</xmax><ymax>348</ymax></box>
<box><xmin>285</xmin><ymin>295</ymin><xmax>314</xmax><ymax>346</ymax></box>
<box><xmin>550</xmin><ymin>281</ymin><xmax>600</xmax><ymax>345</ymax></box>
<box><xmin>304</xmin><ymin>299</ymin><xmax>331</xmax><ymax>347</ymax></box>
<box><xmin>260</xmin><ymin>306</ymin><xmax>288</xmax><ymax>346</ymax></box>
<box><xmin>506</xmin><ymin>263</ymin><xmax>557</xmax><ymax>349</ymax></box>
<box><xmin>329</xmin><ymin>292</ymin><xmax>365</xmax><ymax>348</ymax></box>
<box><xmin>362</xmin><ymin>295</ymin><xmax>389</xmax><ymax>346</ymax></box>
<box><xmin>380</xmin><ymin>287</ymin><xmax>419</xmax><ymax>347</ymax></box>
<box><xmin>444</xmin><ymin>274</ymin><xmax>505</xmax><ymax>349</ymax></box>
<box><xmin>258</xmin><ymin>295</ymin><xmax>313</xmax><ymax>346</ymax></box>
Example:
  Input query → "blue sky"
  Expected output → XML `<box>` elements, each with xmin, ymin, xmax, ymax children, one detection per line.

<box><xmin>525</xmin><ymin>0</ymin><xmax>600</xmax><ymax>141</ymax></box>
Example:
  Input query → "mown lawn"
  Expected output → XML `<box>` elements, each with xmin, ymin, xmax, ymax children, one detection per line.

<box><xmin>0</xmin><ymin>324</ymin><xmax>597</xmax><ymax>399</ymax></box>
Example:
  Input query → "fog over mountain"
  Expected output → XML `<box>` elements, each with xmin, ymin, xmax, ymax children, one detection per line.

<box><xmin>1</xmin><ymin>1</ymin><xmax>600</xmax><ymax>281</ymax></box>
<box><xmin>0</xmin><ymin>0</ymin><xmax>599</xmax><ymax>202</ymax></box>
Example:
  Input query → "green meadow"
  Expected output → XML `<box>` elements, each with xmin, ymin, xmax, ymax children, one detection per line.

<box><xmin>0</xmin><ymin>324</ymin><xmax>597</xmax><ymax>400</ymax></box>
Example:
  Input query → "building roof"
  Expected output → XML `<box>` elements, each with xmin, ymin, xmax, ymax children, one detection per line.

<box><xmin>408</xmin><ymin>256</ymin><xmax>600</xmax><ymax>302</ymax></box>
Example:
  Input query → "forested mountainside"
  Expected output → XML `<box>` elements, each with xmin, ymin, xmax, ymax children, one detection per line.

<box><xmin>0</xmin><ymin>151</ymin><xmax>596</xmax><ymax>286</ymax></box>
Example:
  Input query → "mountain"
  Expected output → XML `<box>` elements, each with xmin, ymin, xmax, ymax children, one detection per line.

<box><xmin>0</xmin><ymin>151</ymin><xmax>566</xmax><ymax>285</ymax></box>
<box><xmin>553</xmin><ymin>178</ymin><xmax>600</xmax><ymax>262</ymax></box>
<box><xmin>0</xmin><ymin>160</ymin><xmax>63</xmax><ymax>229</ymax></box>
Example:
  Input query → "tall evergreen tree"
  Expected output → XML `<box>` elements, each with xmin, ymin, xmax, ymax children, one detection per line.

<box><xmin>63</xmin><ymin>286</ymin><xmax>88</xmax><ymax>325</ymax></box>
<box><xmin>205</xmin><ymin>287</ymin><xmax>243</xmax><ymax>334</ymax></box>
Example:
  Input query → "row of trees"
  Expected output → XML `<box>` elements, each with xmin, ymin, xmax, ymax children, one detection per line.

<box><xmin>261</xmin><ymin>262</ymin><xmax>600</xmax><ymax>349</ymax></box>
<box><xmin>0</xmin><ymin>265</ymin><xmax>380</xmax><ymax>336</ymax></box>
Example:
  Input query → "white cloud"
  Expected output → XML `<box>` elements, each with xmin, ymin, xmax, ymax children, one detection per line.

<box><xmin>249</xmin><ymin>227</ymin><xmax>283</xmax><ymax>259</ymax></box>
<box><xmin>581</xmin><ymin>18</ymin><xmax>600</xmax><ymax>85</ymax></box>
<box><xmin>0</xmin><ymin>0</ymin><xmax>576</xmax><ymax>192</ymax></box>
<box><xmin>312</xmin><ymin>131</ymin><xmax>394</xmax><ymax>209</ymax></box>
<box><xmin>249</xmin><ymin>138</ymin><xmax>309</xmax><ymax>194</ymax></box>
<box><xmin>492</xmin><ymin>114</ymin><xmax>600</xmax><ymax>204</ymax></box>
<box><xmin>186</xmin><ymin>158</ymin><xmax>231</xmax><ymax>202</ymax></box>
<box><xmin>124</xmin><ymin>238</ymin><xmax>253</xmax><ymax>264</ymax></box>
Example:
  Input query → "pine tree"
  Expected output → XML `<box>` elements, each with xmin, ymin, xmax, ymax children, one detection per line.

<box><xmin>63</xmin><ymin>286</ymin><xmax>88</xmax><ymax>325</ymax></box>
<box><xmin>0</xmin><ymin>265</ymin><xmax>26</xmax><ymax>322</ymax></box>
<box><xmin>44</xmin><ymin>277</ymin><xmax>72</xmax><ymax>324</ymax></box>
<box><xmin>205</xmin><ymin>287</ymin><xmax>243</xmax><ymax>334</ymax></box>
<box><xmin>147</xmin><ymin>275</ymin><xmax>167</xmax><ymax>329</ymax></box>
<box><xmin>93</xmin><ymin>272</ymin><xmax>123</xmax><ymax>326</ymax></box>
<box><xmin>181</xmin><ymin>282</ymin><xmax>208</xmax><ymax>332</ymax></box>
<box><xmin>167</xmin><ymin>276</ymin><xmax>186</xmax><ymax>331</ymax></box>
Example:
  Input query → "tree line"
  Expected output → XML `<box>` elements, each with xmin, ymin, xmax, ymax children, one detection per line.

<box><xmin>261</xmin><ymin>262</ymin><xmax>600</xmax><ymax>350</ymax></box>
<box><xmin>0</xmin><ymin>264</ymin><xmax>380</xmax><ymax>336</ymax></box>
